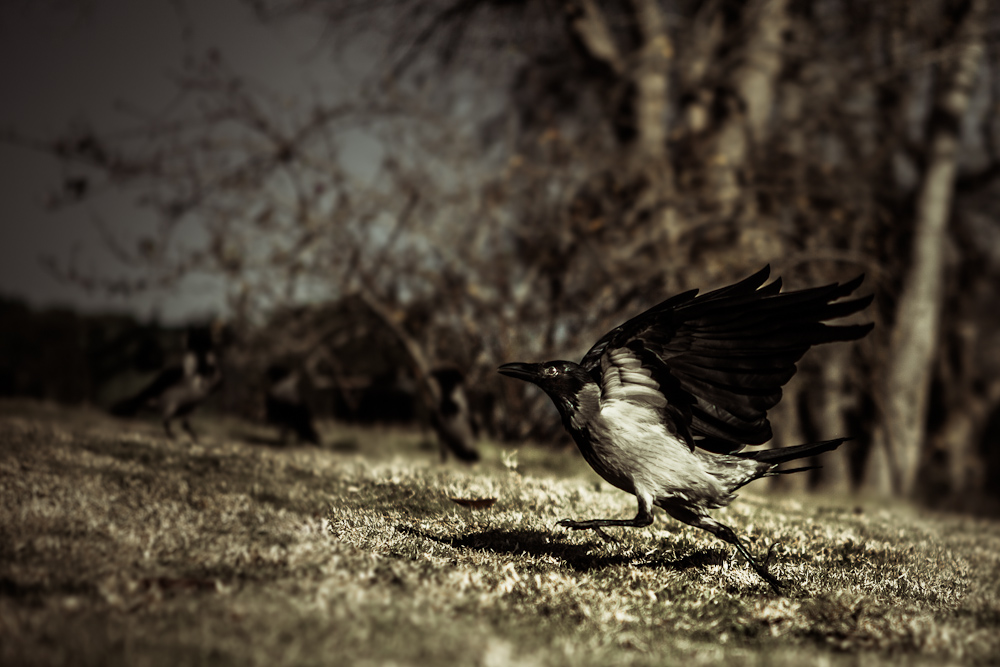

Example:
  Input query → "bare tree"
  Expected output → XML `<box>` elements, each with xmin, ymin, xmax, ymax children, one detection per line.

<box><xmin>880</xmin><ymin>0</ymin><xmax>987</xmax><ymax>496</ymax></box>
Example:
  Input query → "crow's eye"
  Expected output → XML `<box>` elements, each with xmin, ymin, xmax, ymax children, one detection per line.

<box><xmin>543</xmin><ymin>366</ymin><xmax>560</xmax><ymax>377</ymax></box>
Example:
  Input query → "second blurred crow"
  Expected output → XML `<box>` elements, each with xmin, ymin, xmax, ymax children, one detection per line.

<box><xmin>265</xmin><ymin>364</ymin><xmax>320</xmax><ymax>445</ymax></box>
<box><xmin>429</xmin><ymin>366</ymin><xmax>480</xmax><ymax>462</ymax></box>
<box><xmin>111</xmin><ymin>326</ymin><xmax>222</xmax><ymax>441</ymax></box>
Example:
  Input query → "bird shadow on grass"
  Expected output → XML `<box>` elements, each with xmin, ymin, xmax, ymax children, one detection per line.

<box><xmin>397</xmin><ymin>524</ymin><xmax>725</xmax><ymax>574</ymax></box>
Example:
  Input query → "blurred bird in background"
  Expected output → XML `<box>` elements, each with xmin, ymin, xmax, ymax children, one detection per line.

<box><xmin>265</xmin><ymin>363</ymin><xmax>320</xmax><ymax>445</ymax></box>
<box><xmin>110</xmin><ymin>324</ymin><xmax>223</xmax><ymax>442</ymax></box>
<box><xmin>429</xmin><ymin>366</ymin><xmax>480</xmax><ymax>462</ymax></box>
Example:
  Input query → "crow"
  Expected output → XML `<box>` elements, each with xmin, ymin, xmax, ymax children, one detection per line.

<box><xmin>265</xmin><ymin>364</ymin><xmax>320</xmax><ymax>445</ymax></box>
<box><xmin>429</xmin><ymin>366</ymin><xmax>480</xmax><ymax>462</ymax></box>
<box><xmin>498</xmin><ymin>266</ymin><xmax>873</xmax><ymax>592</ymax></box>
<box><xmin>111</xmin><ymin>326</ymin><xmax>222</xmax><ymax>442</ymax></box>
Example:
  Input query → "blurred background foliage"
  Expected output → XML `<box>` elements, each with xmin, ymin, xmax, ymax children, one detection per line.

<box><xmin>5</xmin><ymin>0</ymin><xmax>1000</xmax><ymax>510</ymax></box>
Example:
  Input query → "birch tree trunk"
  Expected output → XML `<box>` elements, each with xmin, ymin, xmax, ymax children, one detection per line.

<box><xmin>879</xmin><ymin>0</ymin><xmax>985</xmax><ymax>497</ymax></box>
<box><xmin>629</xmin><ymin>0</ymin><xmax>680</xmax><ymax>249</ymax></box>
<box><xmin>707</xmin><ymin>0</ymin><xmax>788</xmax><ymax>219</ymax></box>
<box><xmin>631</xmin><ymin>0</ymin><xmax>670</xmax><ymax>165</ymax></box>
<box><xmin>568</xmin><ymin>0</ymin><xmax>680</xmax><ymax>250</ymax></box>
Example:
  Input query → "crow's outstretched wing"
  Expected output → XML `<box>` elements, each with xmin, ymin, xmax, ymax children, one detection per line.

<box><xmin>580</xmin><ymin>266</ymin><xmax>873</xmax><ymax>453</ymax></box>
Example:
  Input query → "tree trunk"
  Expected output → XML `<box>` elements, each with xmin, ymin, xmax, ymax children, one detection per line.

<box><xmin>863</xmin><ymin>428</ymin><xmax>895</xmax><ymax>496</ymax></box>
<box><xmin>568</xmin><ymin>0</ymin><xmax>680</xmax><ymax>252</ymax></box>
<box><xmin>737</xmin><ymin>0</ymin><xmax>788</xmax><ymax>146</ymax></box>
<box><xmin>937</xmin><ymin>378</ymin><xmax>1000</xmax><ymax>500</ymax></box>
<box><xmin>932</xmin><ymin>317</ymin><xmax>1000</xmax><ymax>500</ymax></box>
<box><xmin>630</xmin><ymin>0</ymin><xmax>671</xmax><ymax>164</ymax></box>
<box><xmin>706</xmin><ymin>0</ymin><xmax>788</xmax><ymax>219</ymax></box>
<box><xmin>628</xmin><ymin>0</ymin><xmax>680</xmax><ymax>250</ymax></box>
<box><xmin>878</xmin><ymin>0</ymin><xmax>985</xmax><ymax>497</ymax></box>
<box><xmin>813</xmin><ymin>347</ymin><xmax>853</xmax><ymax>493</ymax></box>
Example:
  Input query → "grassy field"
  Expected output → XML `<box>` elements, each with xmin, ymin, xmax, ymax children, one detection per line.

<box><xmin>1</xmin><ymin>398</ymin><xmax>999</xmax><ymax>666</ymax></box>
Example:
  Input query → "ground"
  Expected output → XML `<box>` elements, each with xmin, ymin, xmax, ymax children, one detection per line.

<box><xmin>1</xmin><ymin>398</ymin><xmax>998</xmax><ymax>666</ymax></box>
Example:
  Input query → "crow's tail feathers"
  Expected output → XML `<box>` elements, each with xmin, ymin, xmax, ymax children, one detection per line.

<box><xmin>769</xmin><ymin>465</ymin><xmax>822</xmax><ymax>476</ymax></box>
<box><xmin>739</xmin><ymin>437</ymin><xmax>853</xmax><ymax>466</ymax></box>
<box><xmin>110</xmin><ymin>394</ymin><xmax>144</xmax><ymax>417</ymax></box>
<box><xmin>729</xmin><ymin>437</ymin><xmax>852</xmax><ymax>491</ymax></box>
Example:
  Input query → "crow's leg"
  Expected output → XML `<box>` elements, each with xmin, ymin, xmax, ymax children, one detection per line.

<box><xmin>163</xmin><ymin>418</ymin><xmax>176</xmax><ymax>440</ymax></box>
<box><xmin>558</xmin><ymin>494</ymin><xmax>654</xmax><ymax>542</ymax></box>
<box><xmin>664</xmin><ymin>505</ymin><xmax>783</xmax><ymax>594</ymax></box>
<box><xmin>180</xmin><ymin>418</ymin><xmax>199</xmax><ymax>443</ymax></box>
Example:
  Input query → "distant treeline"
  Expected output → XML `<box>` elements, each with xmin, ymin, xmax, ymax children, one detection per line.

<box><xmin>0</xmin><ymin>297</ymin><xmax>177</xmax><ymax>405</ymax></box>
<box><xmin>0</xmin><ymin>297</ymin><xmax>456</xmax><ymax>428</ymax></box>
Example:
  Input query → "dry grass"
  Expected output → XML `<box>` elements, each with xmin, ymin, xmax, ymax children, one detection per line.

<box><xmin>1</xmin><ymin>398</ymin><xmax>999</xmax><ymax>666</ymax></box>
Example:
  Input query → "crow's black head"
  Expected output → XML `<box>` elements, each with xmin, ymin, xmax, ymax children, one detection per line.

<box><xmin>498</xmin><ymin>360</ymin><xmax>594</xmax><ymax>403</ymax></box>
<box><xmin>499</xmin><ymin>360</ymin><xmax>601</xmax><ymax>435</ymax></box>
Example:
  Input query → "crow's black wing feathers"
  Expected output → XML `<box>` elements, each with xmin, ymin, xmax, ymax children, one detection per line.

<box><xmin>582</xmin><ymin>266</ymin><xmax>873</xmax><ymax>453</ymax></box>
<box><xmin>579</xmin><ymin>288</ymin><xmax>700</xmax><ymax>376</ymax></box>
<box><xmin>579</xmin><ymin>266</ymin><xmax>776</xmax><ymax>373</ymax></box>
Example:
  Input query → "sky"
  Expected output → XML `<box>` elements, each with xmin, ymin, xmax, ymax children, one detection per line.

<box><xmin>0</xmin><ymin>0</ymin><xmax>357</xmax><ymax>323</ymax></box>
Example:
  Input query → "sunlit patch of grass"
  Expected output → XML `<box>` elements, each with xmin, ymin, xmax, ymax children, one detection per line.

<box><xmin>2</xmin><ymin>398</ymin><xmax>999</xmax><ymax>666</ymax></box>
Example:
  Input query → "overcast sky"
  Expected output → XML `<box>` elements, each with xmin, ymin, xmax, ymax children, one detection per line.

<box><xmin>0</xmin><ymin>0</ymin><xmax>353</xmax><ymax>323</ymax></box>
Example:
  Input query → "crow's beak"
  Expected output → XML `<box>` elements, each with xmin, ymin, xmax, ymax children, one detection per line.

<box><xmin>497</xmin><ymin>362</ymin><xmax>540</xmax><ymax>383</ymax></box>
